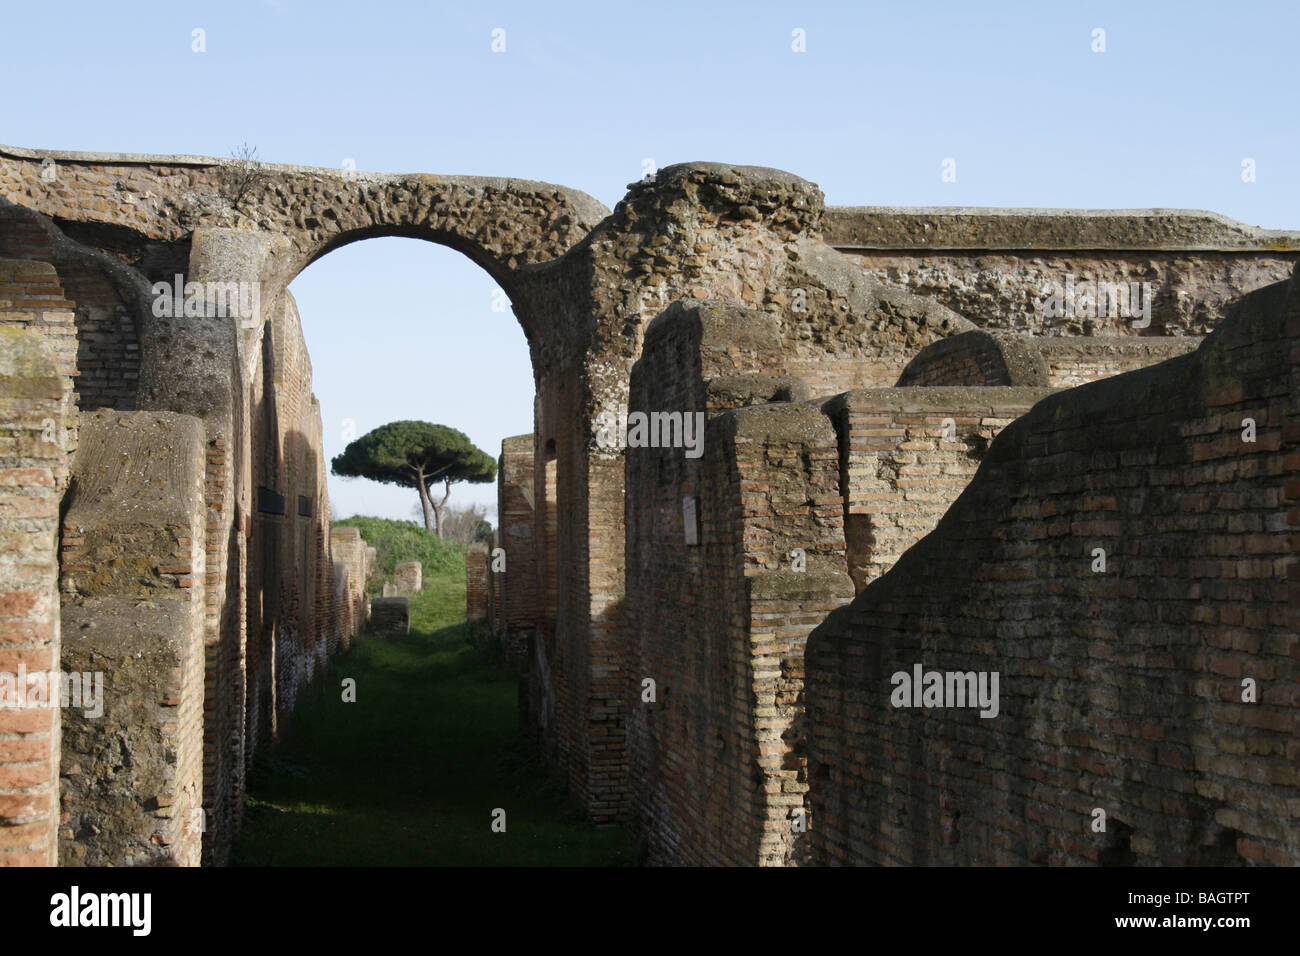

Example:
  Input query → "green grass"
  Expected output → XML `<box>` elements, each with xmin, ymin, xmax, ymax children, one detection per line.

<box><xmin>332</xmin><ymin>515</ymin><xmax>466</xmax><ymax>595</ymax></box>
<box><xmin>230</xmin><ymin>572</ymin><xmax>635</xmax><ymax>866</ymax></box>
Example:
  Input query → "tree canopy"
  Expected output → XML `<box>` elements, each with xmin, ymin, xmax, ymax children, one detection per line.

<box><xmin>331</xmin><ymin>421</ymin><xmax>496</xmax><ymax>536</ymax></box>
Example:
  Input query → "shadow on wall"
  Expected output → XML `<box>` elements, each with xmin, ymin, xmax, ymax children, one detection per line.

<box><xmin>804</xmin><ymin>268</ymin><xmax>1300</xmax><ymax>866</ymax></box>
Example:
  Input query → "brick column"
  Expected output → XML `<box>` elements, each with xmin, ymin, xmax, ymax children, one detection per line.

<box><xmin>0</xmin><ymin>328</ymin><xmax>68</xmax><ymax>866</ymax></box>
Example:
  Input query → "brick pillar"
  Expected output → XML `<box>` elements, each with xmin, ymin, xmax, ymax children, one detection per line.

<box><xmin>0</xmin><ymin>328</ymin><xmax>68</xmax><ymax>866</ymax></box>
<box><xmin>466</xmin><ymin>545</ymin><xmax>489</xmax><ymax>625</ymax></box>
<box><xmin>58</xmin><ymin>411</ymin><xmax>208</xmax><ymax>866</ymax></box>
<box><xmin>329</xmin><ymin>526</ymin><xmax>369</xmax><ymax>648</ymax></box>
<box><xmin>496</xmin><ymin>435</ymin><xmax>536</xmax><ymax>663</ymax></box>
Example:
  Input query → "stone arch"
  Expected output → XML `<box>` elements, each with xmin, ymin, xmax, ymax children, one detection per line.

<box><xmin>278</xmin><ymin>224</ymin><xmax>544</xmax><ymax>355</ymax></box>
<box><xmin>297</xmin><ymin>222</ymin><xmax>539</xmax><ymax>300</ymax></box>
<box><xmin>1</xmin><ymin>145</ymin><xmax>613</xmax><ymax>376</ymax></box>
<box><xmin>0</xmin><ymin>145</ymin><xmax>609</xmax><ymax>269</ymax></box>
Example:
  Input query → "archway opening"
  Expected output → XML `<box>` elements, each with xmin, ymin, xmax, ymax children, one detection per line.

<box><xmin>231</xmin><ymin>235</ymin><xmax>626</xmax><ymax>865</ymax></box>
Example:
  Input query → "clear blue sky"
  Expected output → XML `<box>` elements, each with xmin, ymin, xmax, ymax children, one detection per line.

<box><xmin>5</xmin><ymin>0</ymin><xmax>1296</xmax><ymax>521</ymax></box>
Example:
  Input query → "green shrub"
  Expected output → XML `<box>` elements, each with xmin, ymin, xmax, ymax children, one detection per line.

<box><xmin>332</xmin><ymin>515</ymin><xmax>466</xmax><ymax>594</ymax></box>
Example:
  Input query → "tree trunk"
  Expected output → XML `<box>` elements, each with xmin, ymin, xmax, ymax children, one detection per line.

<box><xmin>415</xmin><ymin>468</ymin><xmax>435</xmax><ymax>533</ymax></box>
<box><xmin>430</xmin><ymin>478</ymin><xmax>452</xmax><ymax>539</ymax></box>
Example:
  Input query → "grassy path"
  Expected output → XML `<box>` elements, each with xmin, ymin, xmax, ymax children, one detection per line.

<box><xmin>231</xmin><ymin>574</ymin><xmax>633</xmax><ymax>866</ymax></box>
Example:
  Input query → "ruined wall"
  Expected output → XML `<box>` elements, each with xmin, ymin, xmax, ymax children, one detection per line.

<box><xmin>827</xmin><ymin>388</ymin><xmax>1054</xmax><ymax>592</ymax></box>
<box><xmin>806</xmin><ymin>268</ymin><xmax>1299</xmax><ymax>866</ymax></box>
<box><xmin>485</xmin><ymin>530</ymin><xmax>501</xmax><ymax>629</ymax></box>
<box><xmin>300</xmin><ymin>398</ymin><xmax>331</xmax><ymax>691</ymax></box>
<box><xmin>102</xmin><ymin>227</ymin><xmax>251</xmax><ymax>867</ymax></box>
<box><xmin>624</xmin><ymin>398</ymin><xmax>853</xmax><ymax>864</ymax></box>
<box><xmin>1037</xmin><ymin>336</ymin><xmax>1200</xmax><ymax>388</ymax></box>
<box><xmin>329</xmin><ymin>527</ymin><xmax>370</xmax><ymax>649</ymax></box>
<box><xmin>247</xmin><ymin>290</ymin><xmax>329</xmax><ymax>757</ymax></box>
<box><xmin>897</xmin><ymin>330</ymin><xmax>1049</xmax><ymax>387</ymax></box>
<box><xmin>494</xmin><ymin>435</ymin><xmax>536</xmax><ymax>664</ymax></box>
<box><xmin>0</xmin><ymin>259</ymin><xmax>79</xmax><ymax>463</ymax></box>
<box><xmin>466</xmin><ymin>545</ymin><xmax>489</xmax><ymax>626</ymax></box>
<box><xmin>899</xmin><ymin>329</ymin><xmax>1201</xmax><ymax>390</ymax></box>
<box><xmin>369</xmin><ymin>597</ymin><xmax>409</xmax><ymax>637</ymax></box>
<box><xmin>623</xmin><ymin>302</ymin><xmax>1056</xmax><ymax>865</ymax></box>
<box><xmin>58</xmin><ymin>410</ymin><xmax>207</xmax><ymax>867</ymax></box>
<box><xmin>392</xmin><ymin>562</ymin><xmax>421</xmax><ymax>594</ymax></box>
<box><xmin>518</xmin><ymin>163</ymin><xmax>974</xmax><ymax>823</ymax></box>
<box><xmin>624</xmin><ymin>299</ymin><xmax>853</xmax><ymax>865</ymax></box>
<box><xmin>0</xmin><ymin>145</ymin><xmax>606</xmax><ymax>313</ymax></box>
<box><xmin>0</xmin><ymin>203</ymin><xmax>146</xmax><ymax>412</ymax></box>
<box><xmin>827</xmin><ymin>208</ymin><xmax>1299</xmax><ymax>335</ymax></box>
<box><xmin>5</xmin><ymin>143</ymin><xmax>1299</xmax><ymax>868</ymax></box>
<box><xmin>620</xmin><ymin>263</ymin><xmax>1284</xmax><ymax>865</ymax></box>
<box><xmin>0</xmin><ymin>212</ymin><xmax>369</xmax><ymax>865</ymax></box>
<box><xmin>0</xmin><ymin>328</ymin><xmax>69</xmax><ymax>866</ymax></box>
<box><xmin>247</xmin><ymin>324</ymin><xmax>276</xmax><ymax>768</ymax></box>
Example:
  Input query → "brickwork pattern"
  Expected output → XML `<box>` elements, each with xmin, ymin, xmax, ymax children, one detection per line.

<box><xmin>625</xmin><ymin>298</ymin><xmax>855</xmax><ymax>865</ymax></box>
<box><xmin>827</xmin><ymin>388</ymin><xmax>1054</xmax><ymax>592</ymax></box>
<box><xmin>493</xmin><ymin>435</ymin><xmax>535</xmax><ymax>664</ymax></box>
<box><xmin>0</xmin><ymin>204</ymin><xmax>142</xmax><ymax>411</ymax></box>
<box><xmin>466</xmin><ymin>545</ymin><xmax>489</xmax><ymax>625</ymax></box>
<box><xmin>4</xmin><ymin>144</ymin><xmax>1298</xmax><ymax>866</ymax></box>
<box><xmin>806</xmin><ymin>269</ymin><xmax>1299</xmax><ymax>866</ymax></box>
<box><xmin>1038</xmin><ymin>336</ymin><xmax>1200</xmax><ymax>388</ymax></box>
<box><xmin>0</xmin><ymin>259</ymin><xmax>79</xmax><ymax>475</ymax></box>
<box><xmin>0</xmin><ymin>328</ymin><xmax>68</xmax><ymax>866</ymax></box>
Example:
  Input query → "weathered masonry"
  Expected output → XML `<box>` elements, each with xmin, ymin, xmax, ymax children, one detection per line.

<box><xmin>1</xmin><ymin>143</ymin><xmax>1295</xmax><ymax>866</ymax></box>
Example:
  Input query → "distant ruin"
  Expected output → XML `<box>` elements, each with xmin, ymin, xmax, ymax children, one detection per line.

<box><xmin>0</xmin><ymin>143</ymin><xmax>1294</xmax><ymax>866</ymax></box>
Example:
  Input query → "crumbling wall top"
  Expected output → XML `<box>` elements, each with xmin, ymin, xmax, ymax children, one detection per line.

<box><xmin>824</xmin><ymin>206</ymin><xmax>1300</xmax><ymax>251</ymax></box>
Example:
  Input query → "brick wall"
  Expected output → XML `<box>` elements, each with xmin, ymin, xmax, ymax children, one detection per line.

<box><xmin>201</xmin><ymin>433</ymin><xmax>243</xmax><ymax>868</ymax></box>
<box><xmin>494</xmin><ymin>435</ymin><xmax>536</xmax><ymax>663</ymax></box>
<box><xmin>806</xmin><ymin>267</ymin><xmax>1299</xmax><ymax>866</ymax></box>
<box><xmin>0</xmin><ymin>204</ymin><xmax>141</xmax><ymax>411</ymax></box>
<box><xmin>519</xmin><ymin>420</ymin><xmax>559</xmax><ymax>759</ymax></box>
<box><xmin>117</xmin><ymin>274</ymin><xmax>365</xmax><ymax>865</ymax></box>
<box><xmin>0</xmin><ymin>328</ymin><xmax>69</xmax><ymax>866</ymax></box>
<box><xmin>618</xmin><ymin>291</ymin><xmax>1256</xmax><ymax>866</ymax></box>
<box><xmin>625</xmin><ymin>299</ymin><xmax>856</xmax><ymax>865</ymax></box>
<box><xmin>827</xmin><ymin>388</ymin><xmax>1055</xmax><ymax>592</ymax></box>
<box><xmin>514</xmin><ymin>165</ymin><xmax>972</xmax><ymax>823</ymax></box>
<box><xmin>839</xmin><ymin>249</ymin><xmax>1298</xmax><ymax>336</ymax></box>
<box><xmin>1037</xmin><ymin>336</ymin><xmax>1199</xmax><ymax>388</ymax></box>
<box><xmin>623</xmin><ymin>302</ymin><xmax>1066</xmax><ymax>865</ymax></box>
<box><xmin>625</xmin><ymin>398</ymin><xmax>855</xmax><ymax>865</ymax></box>
<box><xmin>329</xmin><ymin>527</ymin><xmax>370</xmax><ymax>648</ymax></box>
<box><xmin>247</xmin><ymin>291</ymin><xmax>330</xmax><ymax>755</ymax></box>
<box><xmin>6</xmin><ymin>148</ymin><xmax>1298</xmax><ymax>868</ymax></box>
<box><xmin>58</xmin><ymin>410</ymin><xmax>207</xmax><ymax>866</ymax></box>
<box><xmin>897</xmin><ymin>330</ymin><xmax>1045</xmax><ymax>387</ymax></box>
<box><xmin>898</xmin><ymin>329</ymin><xmax>1200</xmax><ymax>391</ymax></box>
<box><xmin>466</xmin><ymin>545</ymin><xmax>489</xmax><ymax>625</ymax></box>
<box><xmin>0</xmin><ymin>259</ymin><xmax>79</xmax><ymax>470</ymax></box>
<box><xmin>486</xmin><ymin>529</ymin><xmax>502</xmax><ymax>633</ymax></box>
<box><xmin>826</xmin><ymin>206</ymin><xmax>1299</xmax><ymax>336</ymax></box>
